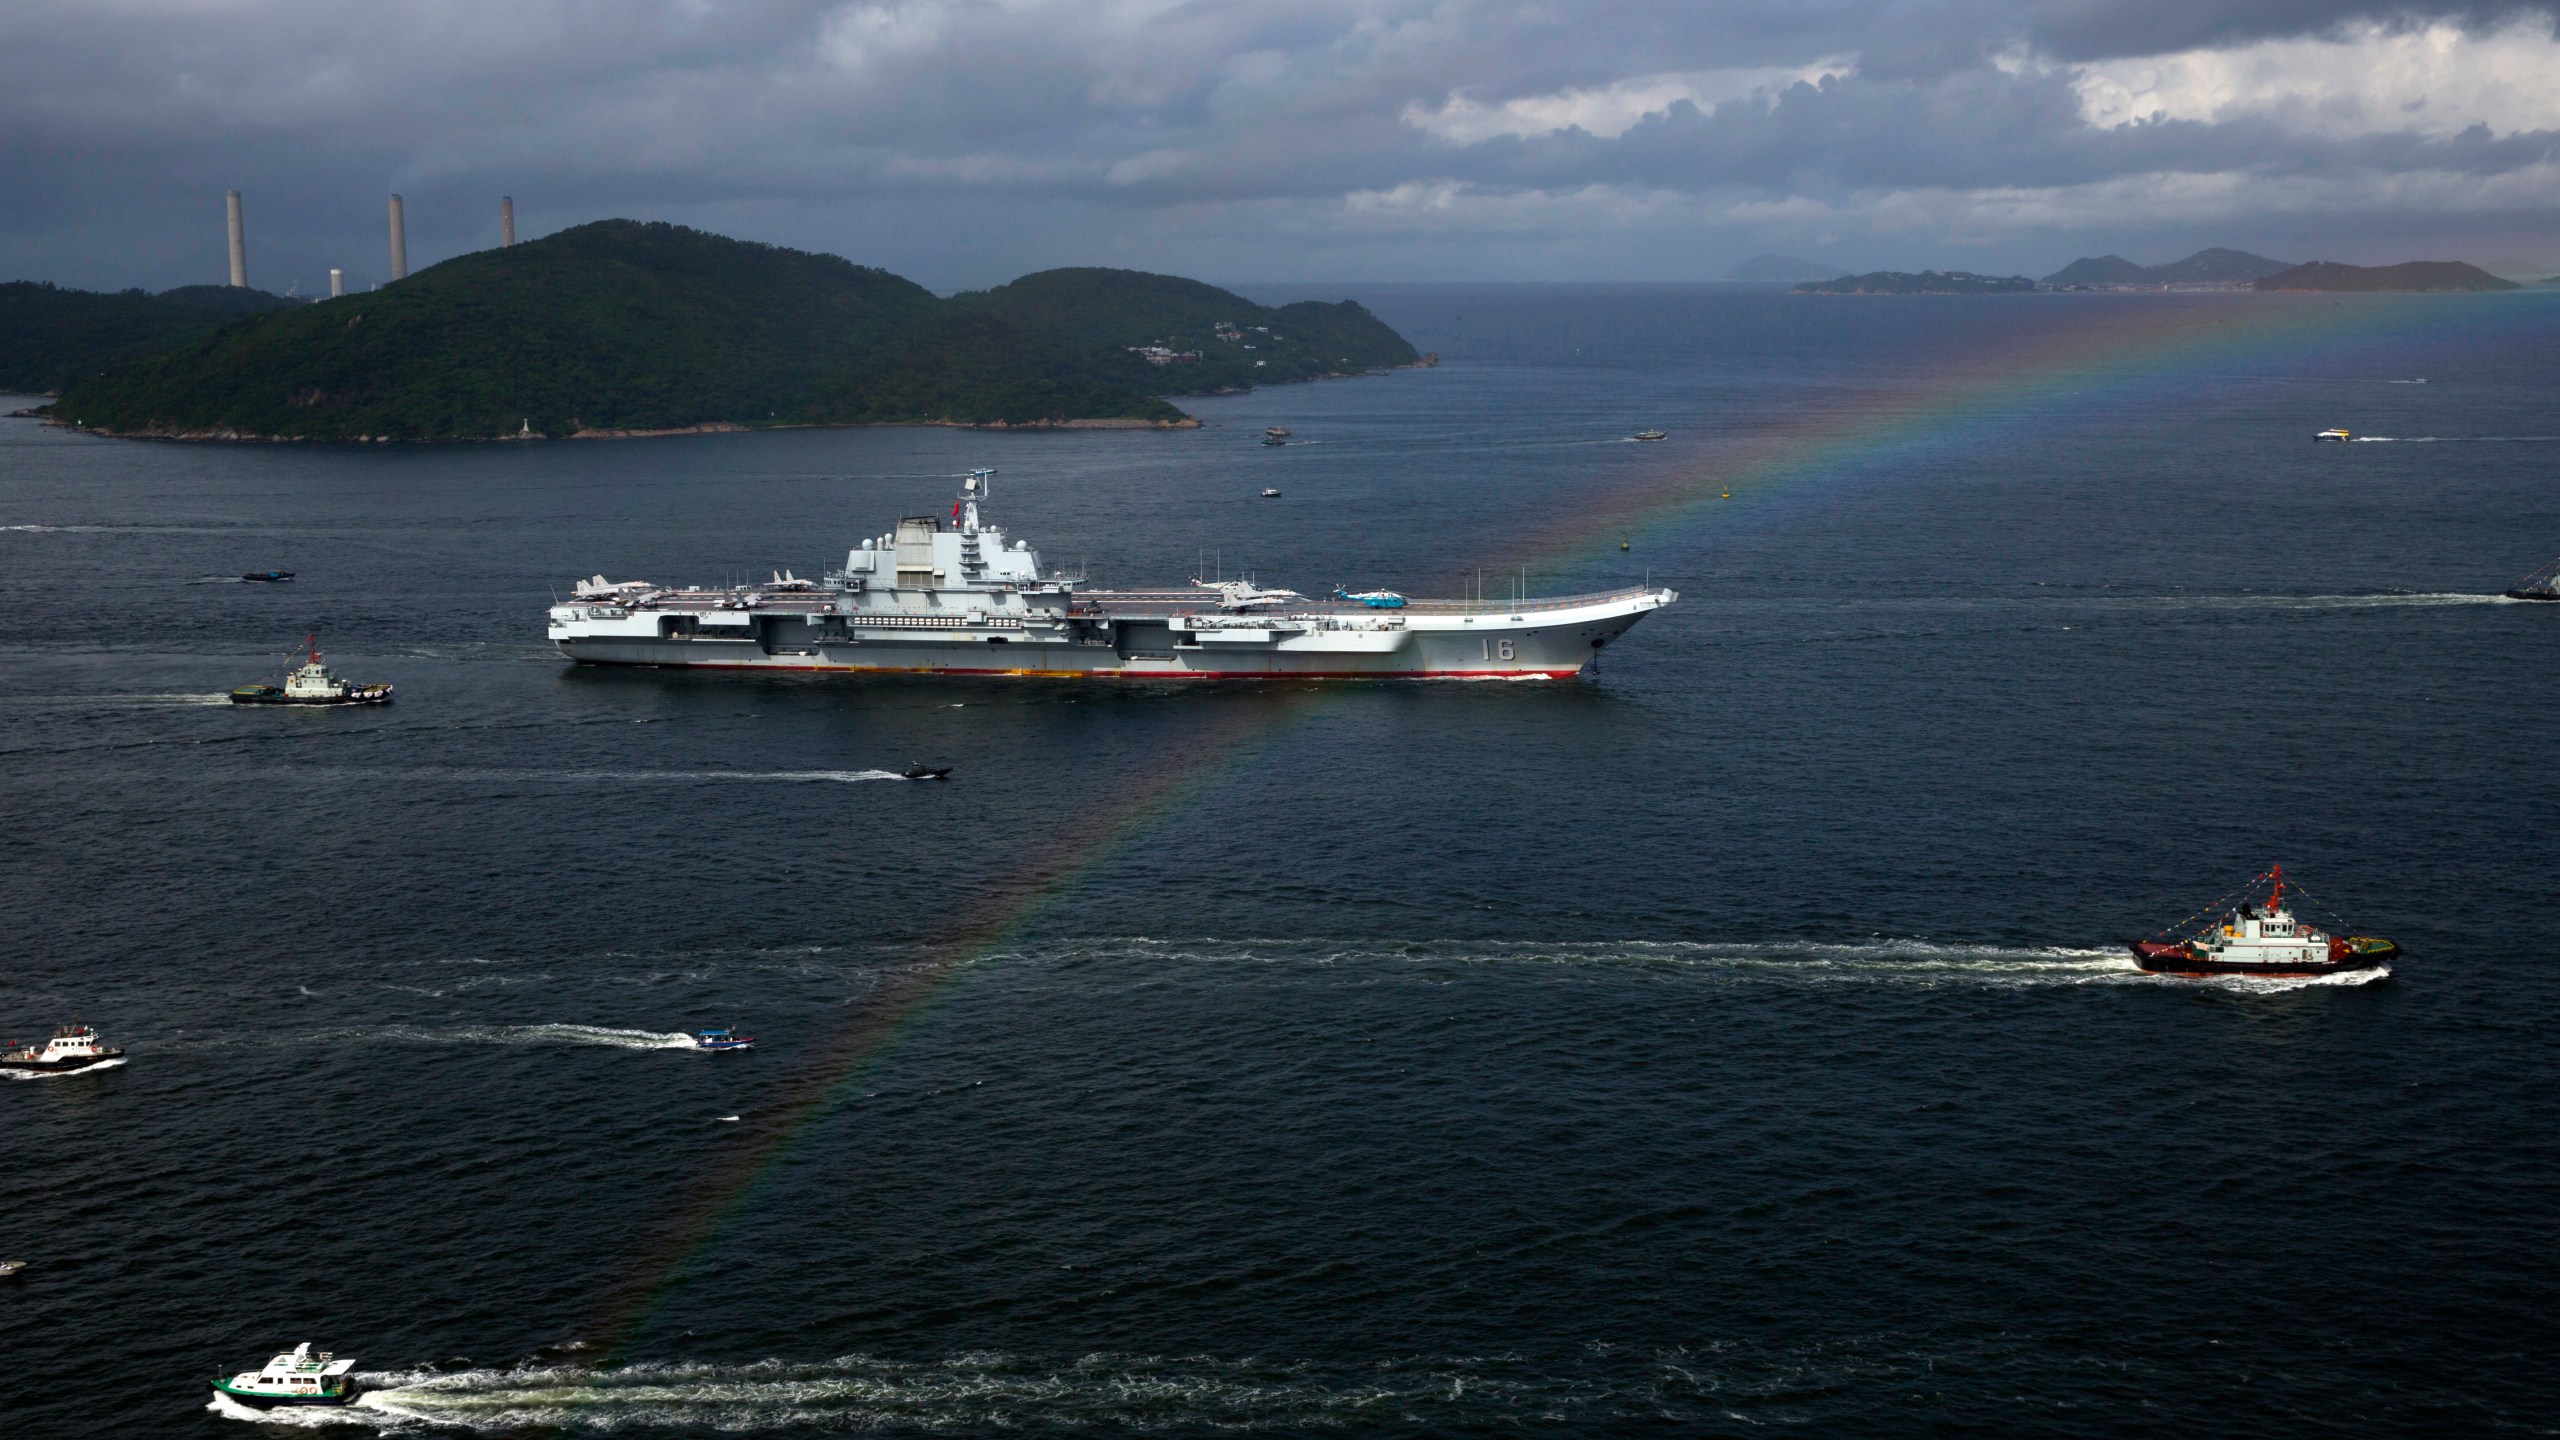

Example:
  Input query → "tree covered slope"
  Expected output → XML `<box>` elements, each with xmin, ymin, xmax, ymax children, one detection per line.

<box><xmin>45</xmin><ymin>223</ymin><xmax>1420</xmax><ymax>440</ymax></box>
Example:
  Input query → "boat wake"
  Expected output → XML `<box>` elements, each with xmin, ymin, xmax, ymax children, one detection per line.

<box><xmin>540</xmin><ymin>769</ymin><xmax>908</xmax><ymax>784</ymax></box>
<box><xmin>2347</xmin><ymin>434</ymin><xmax>2560</xmax><ymax>443</ymax></box>
<box><xmin>372</xmin><ymin>1024</ymin><xmax>698</xmax><ymax>1051</ymax></box>
<box><xmin>1064</xmin><ymin>936</ymin><xmax>2144</xmax><ymax>987</ymax></box>
<box><xmin>301</xmin><ymin>1348</ymin><xmax>1811</xmax><ymax>1432</ymax></box>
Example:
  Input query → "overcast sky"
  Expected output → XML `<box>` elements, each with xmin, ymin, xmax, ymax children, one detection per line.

<box><xmin>7</xmin><ymin>0</ymin><xmax>2558</xmax><ymax>293</ymax></box>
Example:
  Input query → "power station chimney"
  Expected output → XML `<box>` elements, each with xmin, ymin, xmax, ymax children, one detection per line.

<box><xmin>502</xmin><ymin>196</ymin><xmax>515</xmax><ymax>247</ymax></box>
<box><xmin>388</xmin><ymin>194</ymin><xmax>409</xmax><ymax>281</ymax></box>
<box><xmin>226</xmin><ymin>190</ymin><xmax>248</xmax><ymax>288</ymax></box>
<box><xmin>329</xmin><ymin>268</ymin><xmax>345</xmax><ymax>298</ymax></box>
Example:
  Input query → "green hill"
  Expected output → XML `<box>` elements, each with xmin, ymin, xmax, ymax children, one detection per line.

<box><xmin>44</xmin><ymin>222</ymin><xmax>1420</xmax><ymax>440</ymax></box>
<box><xmin>2254</xmin><ymin>261</ymin><xmax>2520</xmax><ymax>293</ymax></box>
<box><xmin>2146</xmin><ymin>247</ymin><xmax>2288</xmax><ymax>283</ymax></box>
<box><xmin>2042</xmin><ymin>255</ymin><xmax>2150</xmax><ymax>286</ymax></box>
<box><xmin>1</xmin><ymin>282</ymin><xmax>298</xmax><ymax>394</ymax></box>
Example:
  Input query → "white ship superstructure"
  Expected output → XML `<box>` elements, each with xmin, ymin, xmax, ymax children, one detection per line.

<box><xmin>549</xmin><ymin>470</ymin><xmax>1675</xmax><ymax>679</ymax></box>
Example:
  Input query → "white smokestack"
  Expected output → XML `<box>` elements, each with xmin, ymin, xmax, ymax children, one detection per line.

<box><xmin>226</xmin><ymin>190</ymin><xmax>247</xmax><ymax>288</ymax></box>
<box><xmin>388</xmin><ymin>194</ymin><xmax>408</xmax><ymax>280</ymax></box>
<box><xmin>329</xmin><ymin>268</ymin><xmax>345</xmax><ymax>298</ymax></box>
<box><xmin>502</xmin><ymin>196</ymin><xmax>515</xmax><ymax>247</ymax></box>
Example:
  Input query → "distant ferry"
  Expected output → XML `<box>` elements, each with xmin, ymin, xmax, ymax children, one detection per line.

<box><xmin>2130</xmin><ymin>866</ymin><xmax>2397</xmax><ymax>978</ymax></box>
<box><xmin>548</xmin><ymin>469</ymin><xmax>1675</xmax><ymax>680</ymax></box>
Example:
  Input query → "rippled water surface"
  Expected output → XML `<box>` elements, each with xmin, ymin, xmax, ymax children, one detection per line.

<box><xmin>5</xmin><ymin>287</ymin><xmax>2558</xmax><ymax>1435</ymax></box>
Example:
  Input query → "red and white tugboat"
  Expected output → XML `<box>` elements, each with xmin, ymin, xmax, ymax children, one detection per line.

<box><xmin>230</xmin><ymin>634</ymin><xmax>393</xmax><ymax>706</ymax></box>
<box><xmin>1</xmin><ymin>1023</ymin><xmax>125</xmax><ymax>1078</ymax></box>
<box><xmin>2131</xmin><ymin>866</ymin><xmax>2399</xmax><ymax>978</ymax></box>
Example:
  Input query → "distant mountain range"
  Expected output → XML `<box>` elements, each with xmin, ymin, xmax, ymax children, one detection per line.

<box><xmin>1793</xmin><ymin>270</ymin><xmax>2035</xmax><ymax>296</ymax></box>
<box><xmin>2042</xmin><ymin>248</ymin><xmax>2290</xmax><ymax>287</ymax></box>
<box><xmin>1728</xmin><ymin>254</ymin><xmax>1849</xmax><ymax>283</ymax></box>
<box><xmin>2252</xmin><ymin>261</ymin><xmax>2520</xmax><ymax>293</ymax></box>
<box><xmin>30</xmin><ymin>221</ymin><xmax>1419</xmax><ymax>441</ymax></box>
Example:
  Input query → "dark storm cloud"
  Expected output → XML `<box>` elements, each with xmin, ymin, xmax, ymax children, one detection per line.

<box><xmin>3</xmin><ymin>0</ymin><xmax>2555</xmax><ymax>287</ymax></box>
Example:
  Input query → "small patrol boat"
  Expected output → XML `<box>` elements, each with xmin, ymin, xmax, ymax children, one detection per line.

<box><xmin>1</xmin><ymin>1023</ymin><xmax>124</xmax><ymax>1078</ymax></box>
<box><xmin>2502</xmin><ymin>556</ymin><xmax>2560</xmax><ymax>601</ymax></box>
<box><xmin>241</xmin><ymin>570</ymin><xmax>295</xmax><ymax>583</ymax></box>
<box><xmin>231</xmin><ymin>635</ymin><xmax>393</xmax><ymax>706</ymax></box>
<box><xmin>692</xmin><ymin>1029</ymin><xmax>754</xmax><ymax>1051</ymax></box>
<box><xmin>212</xmin><ymin>1343</ymin><xmax>360</xmax><ymax>1409</ymax></box>
<box><xmin>2130</xmin><ymin>865</ymin><xmax>2398</xmax><ymax>978</ymax></box>
<box><xmin>1631</xmin><ymin>428</ymin><xmax>1667</xmax><ymax>441</ymax></box>
<box><xmin>2315</xmin><ymin>428</ymin><xmax>2352</xmax><ymax>442</ymax></box>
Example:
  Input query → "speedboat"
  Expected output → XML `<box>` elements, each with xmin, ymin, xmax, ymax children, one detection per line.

<box><xmin>1264</xmin><ymin>426</ymin><xmax>1291</xmax><ymax>438</ymax></box>
<box><xmin>212</xmin><ymin>1343</ymin><xmax>360</xmax><ymax>1409</ymax></box>
<box><xmin>1260</xmin><ymin>435</ymin><xmax>1286</xmax><ymax>447</ymax></box>
<box><xmin>2130</xmin><ymin>865</ymin><xmax>2397</xmax><ymax>978</ymax></box>
<box><xmin>2315</xmin><ymin>428</ymin><xmax>2352</xmax><ymax>442</ymax></box>
<box><xmin>231</xmin><ymin>634</ymin><xmax>393</xmax><ymax>706</ymax></box>
<box><xmin>0</xmin><ymin>1260</ymin><xmax>24</xmax><ymax>1279</ymax></box>
<box><xmin>1</xmin><ymin>1024</ymin><xmax>124</xmax><ymax>1078</ymax></box>
<box><xmin>901</xmin><ymin>764</ymin><xmax>952</xmax><ymax>780</ymax></box>
<box><xmin>1260</xmin><ymin>488</ymin><xmax>1282</xmax><ymax>498</ymax></box>
<box><xmin>693</xmin><ymin>1029</ymin><xmax>754</xmax><ymax>1051</ymax></box>
<box><xmin>241</xmin><ymin>570</ymin><xmax>295</xmax><ymax>583</ymax></box>
<box><xmin>2503</xmin><ymin>555</ymin><xmax>2560</xmax><ymax>601</ymax></box>
<box><xmin>1631</xmin><ymin>428</ymin><xmax>1667</xmax><ymax>441</ymax></box>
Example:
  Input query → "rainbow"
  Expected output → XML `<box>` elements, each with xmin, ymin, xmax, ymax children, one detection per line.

<box><xmin>590</xmin><ymin>289</ymin><xmax>2552</xmax><ymax>1356</ymax></box>
<box><xmin>1515</xmin><ymin>292</ymin><xmax>2552</xmax><ymax>577</ymax></box>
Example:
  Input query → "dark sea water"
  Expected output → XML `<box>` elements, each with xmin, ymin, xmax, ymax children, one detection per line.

<box><xmin>4</xmin><ymin>287</ymin><xmax>2557</xmax><ymax>1436</ymax></box>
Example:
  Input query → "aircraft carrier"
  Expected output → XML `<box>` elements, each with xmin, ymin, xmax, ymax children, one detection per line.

<box><xmin>547</xmin><ymin>471</ymin><xmax>1676</xmax><ymax>679</ymax></box>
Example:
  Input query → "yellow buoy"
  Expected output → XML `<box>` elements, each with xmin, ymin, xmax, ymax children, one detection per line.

<box><xmin>1620</xmin><ymin>539</ymin><xmax>1630</xmax><ymax>551</ymax></box>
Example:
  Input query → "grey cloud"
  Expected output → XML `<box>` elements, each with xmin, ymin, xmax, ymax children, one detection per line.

<box><xmin>3</xmin><ymin>0</ymin><xmax>2556</xmax><ymax>290</ymax></box>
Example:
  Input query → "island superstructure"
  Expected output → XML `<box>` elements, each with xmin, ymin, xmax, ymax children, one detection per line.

<box><xmin>548</xmin><ymin>470</ymin><xmax>1675</xmax><ymax>679</ymax></box>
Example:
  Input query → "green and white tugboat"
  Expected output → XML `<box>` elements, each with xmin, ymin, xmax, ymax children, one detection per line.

<box><xmin>230</xmin><ymin>635</ymin><xmax>393</xmax><ymax>706</ymax></box>
<box><xmin>213</xmin><ymin>1342</ymin><xmax>361</xmax><ymax>1410</ymax></box>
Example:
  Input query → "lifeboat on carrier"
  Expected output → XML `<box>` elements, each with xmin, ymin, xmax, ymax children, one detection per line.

<box><xmin>2130</xmin><ymin>865</ymin><xmax>2398</xmax><ymax>978</ymax></box>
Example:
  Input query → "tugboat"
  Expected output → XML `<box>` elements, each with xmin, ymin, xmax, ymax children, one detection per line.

<box><xmin>2130</xmin><ymin>865</ymin><xmax>2399</xmax><ymax>978</ymax></box>
<box><xmin>692</xmin><ymin>1028</ymin><xmax>754</xmax><ymax>1051</ymax></box>
<box><xmin>1</xmin><ymin>1023</ymin><xmax>125</xmax><ymax>1078</ymax></box>
<box><xmin>212</xmin><ymin>1343</ymin><xmax>360</xmax><ymax>1410</ymax></box>
<box><xmin>2315</xmin><ymin>428</ymin><xmax>2352</xmax><ymax>442</ymax></box>
<box><xmin>230</xmin><ymin>635</ymin><xmax>393</xmax><ymax>706</ymax></box>
<box><xmin>1631</xmin><ymin>428</ymin><xmax>1667</xmax><ymax>441</ymax></box>
<box><xmin>2503</xmin><ymin>556</ymin><xmax>2560</xmax><ymax>601</ymax></box>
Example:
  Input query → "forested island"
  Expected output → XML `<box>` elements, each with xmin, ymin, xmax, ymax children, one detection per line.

<box><xmin>1793</xmin><ymin>270</ymin><xmax>2035</xmax><ymax>295</ymax></box>
<box><xmin>14</xmin><ymin>221</ymin><xmax>1420</xmax><ymax>441</ymax></box>
<box><xmin>2252</xmin><ymin>261</ymin><xmax>2519</xmax><ymax>293</ymax></box>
